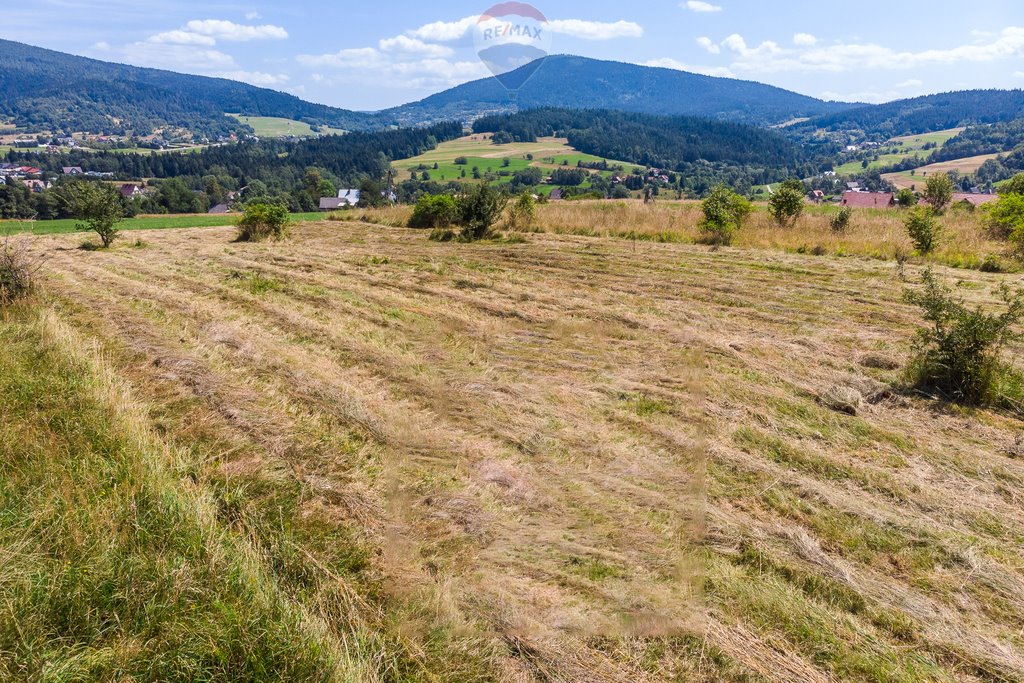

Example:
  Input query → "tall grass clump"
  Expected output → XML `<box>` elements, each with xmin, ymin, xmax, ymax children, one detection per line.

<box><xmin>0</xmin><ymin>237</ymin><xmax>42</xmax><ymax>306</ymax></box>
<box><xmin>236</xmin><ymin>202</ymin><xmax>290</xmax><ymax>242</ymax></box>
<box><xmin>904</xmin><ymin>269</ymin><xmax>1024</xmax><ymax>407</ymax></box>
<box><xmin>829</xmin><ymin>206</ymin><xmax>853</xmax><ymax>233</ymax></box>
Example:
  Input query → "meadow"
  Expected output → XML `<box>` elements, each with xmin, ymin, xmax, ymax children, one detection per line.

<box><xmin>834</xmin><ymin>127</ymin><xmax>963</xmax><ymax>176</ymax></box>
<box><xmin>342</xmin><ymin>199</ymin><xmax>1012</xmax><ymax>271</ymax></box>
<box><xmin>227</xmin><ymin>114</ymin><xmax>347</xmax><ymax>138</ymax></box>
<box><xmin>3</xmin><ymin>216</ymin><xmax>1023</xmax><ymax>681</ymax></box>
<box><xmin>0</xmin><ymin>212</ymin><xmax>325</xmax><ymax>236</ymax></box>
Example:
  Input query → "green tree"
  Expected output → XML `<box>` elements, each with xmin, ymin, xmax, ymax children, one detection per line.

<box><xmin>505</xmin><ymin>192</ymin><xmax>536</xmax><ymax>231</ymax></box>
<box><xmin>65</xmin><ymin>181</ymin><xmax>124</xmax><ymax>248</ymax></box>
<box><xmin>986</xmin><ymin>193</ymin><xmax>1024</xmax><ymax>243</ymax></box>
<box><xmin>408</xmin><ymin>194</ymin><xmax>458</xmax><ymax>229</ymax></box>
<box><xmin>699</xmin><ymin>185</ymin><xmax>752</xmax><ymax>246</ymax></box>
<box><xmin>357</xmin><ymin>178</ymin><xmax>387</xmax><ymax>208</ymax></box>
<box><xmin>923</xmin><ymin>173</ymin><xmax>954</xmax><ymax>213</ymax></box>
<box><xmin>768</xmin><ymin>184</ymin><xmax>805</xmax><ymax>227</ymax></box>
<box><xmin>998</xmin><ymin>173</ymin><xmax>1024</xmax><ymax>196</ymax></box>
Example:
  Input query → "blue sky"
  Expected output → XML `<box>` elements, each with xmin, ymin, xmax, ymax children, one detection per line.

<box><xmin>4</xmin><ymin>0</ymin><xmax>1024</xmax><ymax>111</ymax></box>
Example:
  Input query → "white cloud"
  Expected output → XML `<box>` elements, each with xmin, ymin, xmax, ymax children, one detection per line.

<box><xmin>215</xmin><ymin>70</ymin><xmax>289</xmax><ymax>87</ymax></box>
<box><xmin>379</xmin><ymin>35</ymin><xmax>453</xmax><ymax>57</ymax></box>
<box><xmin>547</xmin><ymin>19</ymin><xmax>643</xmax><ymax>40</ymax></box>
<box><xmin>793</xmin><ymin>33</ymin><xmax>817</xmax><ymax>46</ymax></box>
<box><xmin>407</xmin><ymin>16</ymin><xmax>478</xmax><ymax>42</ymax></box>
<box><xmin>1015</xmin><ymin>70</ymin><xmax>1024</xmax><ymax>78</ymax></box>
<box><xmin>644</xmin><ymin>57</ymin><xmax>734</xmax><ymax>78</ymax></box>
<box><xmin>297</xmin><ymin>45</ymin><xmax>490</xmax><ymax>93</ymax></box>
<box><xmin>148</xmin><ymin>30</ymin><xmax>217</xmax><ymax>46</ymax></box>
<box><xmin>184</xmin><ymin>19</ymin><xmax>288</xmax><ymax>42</ymax></box>
<box><xmin>696</xmin><ymin>36</ymin><xmax>720</xmax><ymax>54</ymax></box>
<box><xmin>683</xmin><ymin>1</ymin><xmax>722</xmax><ymax>13</ymax></box>
<box><xmin>118</xmin><ymin>42</ymin><xmax>239</xmax><ymax>72</ymax></box>
<box><xmin>92</xmin><ymin>41</ymin><xmax>110</xmax><ymax>51</ymax></box>
<box><xmin>245</xmin><ymin>11</ymin><xmax>262</xmax><ymax>20</ymax></box>
<box><xmin>718</xmin><ymin>26</ymin><xmax>1024</xmax><ymax>75</ymax></box>
<box><xmin>896</xmin><ymin>78</ymin><xmax>923</xmax><ymax>88</ymax></box>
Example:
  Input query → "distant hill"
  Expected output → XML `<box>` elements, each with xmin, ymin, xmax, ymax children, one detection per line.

<box><xmin>382</xmin><ymin>55</ymin><xmax>857</xmax><ymax>127</ymax></box>
<box><xmin>0</xmin><ymin>39</ymin><xmax>379</xmax><ymax>137</ymax></box>
<box><xmin>799</xmin><ymin>90</ymin><xmax>1024</xmax><ymax>137</ymax></box>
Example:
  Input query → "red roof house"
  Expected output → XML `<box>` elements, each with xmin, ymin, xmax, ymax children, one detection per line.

<box><xmin>841</xmin><ymin>191</ymin><xmax>895</xmax><ymax>209</ymax></box>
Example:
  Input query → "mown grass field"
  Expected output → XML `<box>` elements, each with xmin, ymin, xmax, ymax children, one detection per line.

<box><xmin>227</xmin><ymin>114</ymin><xmax>346</xmax><ymax>138</ymax></box>
<box><xmin>4</xmin><ymin>215</ymin><xmax>1024</xmax><ymax>681</ymax></box>
<box><xmin>0</xmin><ymin>212</ymin><xmax>325</xmax><ymax>236</ymax></box>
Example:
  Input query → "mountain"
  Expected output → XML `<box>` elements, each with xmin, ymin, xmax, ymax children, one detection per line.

<box><xmin>798</xmin><ymin>90</ymin><xmax>1024</xmax><ymax>137</ymax></box>
<box><xmin>0</xmin><ymin>39</ymin><xmax>380</xmax><ymax>138</ymax></box>
<box><xmin>381</xmin><ymin>55</ymin><xmax>858</xmax><ymax>127</ymax></box>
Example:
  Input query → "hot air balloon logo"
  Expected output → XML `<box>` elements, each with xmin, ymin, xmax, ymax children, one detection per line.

<box><xmin>473</xmin><ymin>3</ymin><xmax>552</xmax><ymax>100</ymax></box>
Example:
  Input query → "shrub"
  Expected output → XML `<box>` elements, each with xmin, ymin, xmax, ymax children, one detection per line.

<box><xmin>505</xmin><ymin>192</ymin><xmax>536</xmax><ymax>231</ymax></box>
<box><xmin>905</xmin><ymin>208</ymin><xmax>941</xmax><ymax>255</ymax></box>
<box><xmin>998</xmin><ymin>173</ymin><xmax>1024</xmax><ymax>196</ymax></box>
<box><xmin>64</xmin><ymin>181</ymin><xmax>124</xmax><ymax>248</ymax></box>
<box><xmin>923</xmin><ymin>173</ymin><xmax>954</xmax><ymax>213</ymax></box>
<box><xmin>456</xmin><ymin>184</ymin><xmax>508</xmax><ymax>241</ymax></box>
<box><xmin>904</xmin><ymin>269</ymin><xmax>1024</xmax><ymax>406</ymax></box>
<box><xmin>0</xmin><ymin>237</ymin><xmax>43</xmax><ymax>306</ymax></box>
<box><xmin>236</xmin><ymin>202</ymin><xmax>289</xmax><ymax>242</ymax></box>
<box><xmin>895</xmin><ymin>188</ymin><xmax>917</xmax><ymax>208</ymax></box>
<box><xmin>408</xmin><ymin>193</ymin><xmax>458</xmax><ymax>229</ymax></box>
<box><xmin>985</xmin><ymin>192</ymin><xmax>1024</xmax><ymax>243</ymax></box>
<box><xmin>768</xmin><ymin>185</ymin><xmax>805</xmax><ymax>227</ymax></box>
<box><xmin>454</xmin><ymin>156</ymin><xmax>468</xmax><ymax>165</ymax></box>
<box><xmin>699</xmin><ymin>185</ymin><xmax>752</xmax><ymax>246</ymax></box>
<box><xmin>829</xmin><ymin>206</ymin><xmax>853</xmax><ymax>233</ymax></box>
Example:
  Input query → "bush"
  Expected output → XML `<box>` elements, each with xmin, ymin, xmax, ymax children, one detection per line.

<box><xmin>0</xmin><ymin>237</ymin><xmax>42</xmax><ymax>306</ymax></box>
<box><xmin>505</xmin><ymin>192</ymin><xmax>536</xmax><ymax>231</ymax></box>
<box><xmin>408</xmin><ymin>193</ymin><xmax>458</xmax><ymax>229</ymax></box>
<box><xmin>454</xmin><ymin>156</ymin><xmax>468</xmax><ymax>165</ymax></box>
<box><xmin>985</xmin><ymin>192</ymin><xmax>1024</xmax><ymax>243</ymax></box>
<box><xmin>905</xmin><ymin>208</ymin><xmax>941</xmax><ymax>255</ymax></box>
<box><xmin>829</xmin><ymin>206</ymin><xmax>853</xmax><ymax>233</ymax></box>
<box><xmin>699</xmin><ymin>185</ymin><xmax>752</xmax><ymax>246</ymax></box>
<box><xmin>236</xmin><ymin>202</ymin><xmax>290</xmax><ymax>242</ymax></box>
<box><xmin>904</xmin><ymin>269</ymin><xmax>1024</xmax><ymax>406</ymax></box>
<box><xmin>456</xmin><ymin>184</ymin><xmax>508</xmax><ymax>241</ymax></box>
<box><xmin>895</xmin><ymin>188</ymin><xmax>917</xmax><ymax>208</ymax></box>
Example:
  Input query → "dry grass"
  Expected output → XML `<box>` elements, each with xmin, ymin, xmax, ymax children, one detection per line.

<box><xmin>8</xmin><ymin>217</ymin><xmax>1024</xmax><ymax>681</ymax></box>
<box><xmin>346</xmin><ymin>200</ymin><xmax>1011</xmax><ymax>271</ymax></box>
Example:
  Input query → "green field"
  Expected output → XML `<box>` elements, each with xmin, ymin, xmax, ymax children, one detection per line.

<box><xmin>395</xmin><ymin>134</ymin><xmax>641</xmax><ymax>190</ymax></box>
<box><xmin>0</xmin><ymin>212</ymin><xmax>325</xmax><ymax>236</ymax></box>
<box><xmin>834</xmin><ymin>127</ymin><xmax>965</xmax><ymax>175</ymax></box>
<box><xmin>227</xmin><ymin>115</ymin><xmax>345</xmax><ymax>138</ymax></box>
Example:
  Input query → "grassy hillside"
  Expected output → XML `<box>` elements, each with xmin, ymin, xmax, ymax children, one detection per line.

<box><xmin>833</xmin><ymin>128</ymin><xmax>963</xmax><ymax>175</ymax></box>
<box><xmin>0</xmin><ymin>212</ymin><xmax>325</xmax><ymax>237</ymax></box>
<box><xmin>7</xmin><ymin>218</ymin><xmax>1024</xmax><ymax>680</ymax></box>
<box><xmin>227</xmin><ymin>115</ymin><xmax>347</xmax><ymax>138</ymax></box>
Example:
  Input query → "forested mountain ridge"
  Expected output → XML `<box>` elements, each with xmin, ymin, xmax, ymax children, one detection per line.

<box><xmin>384</xmin><ymin>55</ymin><xmax>857</xmax><ymax>127</ymax></box>
<box><xmin>0</xmin><ymin>39</ymin><xmax>381</xmax><ymax>137</ymax></box>
<box><xmin>797</xmin><ymin>90</ymin><xmax>1024</xmax><ymax>138</ymax></box>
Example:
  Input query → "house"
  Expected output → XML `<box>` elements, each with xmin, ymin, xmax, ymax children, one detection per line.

<box><xmin>952</xmin><ymin>193</ymin><xmax>998</xmax><ymax>208</ymax></box>
<box><xmin>846</xmin><ymin>182</ymin><xmax>862</xmax><ymax>192</ymax></box>
<box><xmin>208</xmin><ymin>203</ymin><xmax>230</xmax><ymax>214</ymax></box>
<box><xmin>319</xmin><ymin>197</ymin><xmax>346</xmax><ymax>210</ymax></box>
<box><xmin>62</xmin><ymin>166</ymin><xmax>84</xmax><ymax>175</ymax></box>
<box><xmin>336</xmin><ymin>188</ymin><xmax>361</xmax><ymax>206</ymax></box>
<box><xmin>549</xmin><ymin>188</ymin><xmax>563</xmax><ymax>201</ymax></box>
<box><xmin>120</xmin><ymin>184</ymin><xmax>144</xmax><ymax>198</ymax></box>
<box><xmin>809</xmin><ymin>190</ymin><xmax>826</xmax><ymax>203</ymax></box>
<box><xmin>841</xmin><ymin>191</ymin><xmax>895</xmax><ymax>209</ymax></box>
<box><xmin>22</xmin><ymin>179</ymin><xmax>51</xmax><ymax>193</ymax></box>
